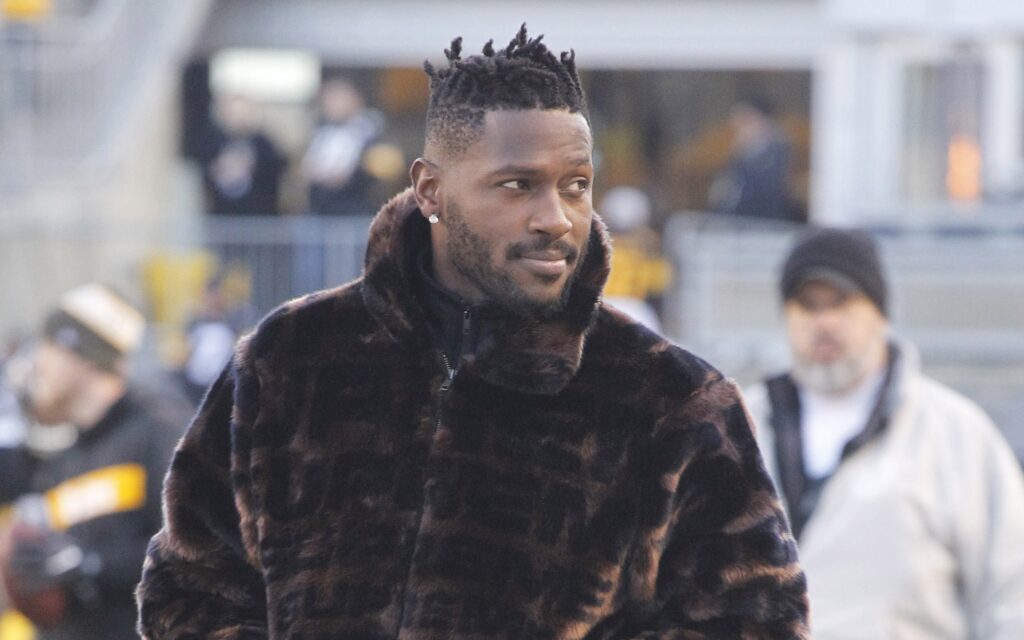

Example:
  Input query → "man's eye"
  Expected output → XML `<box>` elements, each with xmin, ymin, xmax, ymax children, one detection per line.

<box><xmin>563</xmin><ymin>179</ymin><xmax>590</xmax><ymax>193</ymax></box>
<box><xmin>500</xmin><ymin>179</ymin><xmax>531</xmax><ymax>191</ymax></box>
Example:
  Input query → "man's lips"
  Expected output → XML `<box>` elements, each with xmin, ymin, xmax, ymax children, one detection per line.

<box><xmin>518</xmin><ymin>253</ymin><xmax>569</xmax><ymax>276</ymax></box>
<box><xmin>520</xmin><ymin>249</ymin><xmax>570</xmax><ymax>261</ymax></box>
<box><xmin>510</xmin><ymin>241</ymin><xmax>579</xmax><ymax>278</ymax></box>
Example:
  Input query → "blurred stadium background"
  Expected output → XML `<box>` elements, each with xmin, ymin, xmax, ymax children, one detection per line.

<box><xmin>1</xmin><ymin>0</ymin><xmax>1022</xmax><ymax>456</ymax></box>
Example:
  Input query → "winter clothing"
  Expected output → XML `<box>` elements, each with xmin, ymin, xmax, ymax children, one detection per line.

<box><xmin>0</xmin><ymin>379</ymin><xmax>30</xmax><ymax>505</ymax></box>
<box><xmin>41</xmin><ymin>284</ymin><xmax>146</xmax><ymax>373</ymax></box>
<box><xmin>746</xmin><ymin>343</ymin><xmax>1024</xmax><ymax>639</ymax></box>
<box><xmin>779</xmin><ymin>228</ymin><xmax>888</xmax><ymax>316</ymax></box>
<box><xmin>137</xmin><ymin>188</ymin><xmax>809</xmax><ymax>639</ymax></box>
<box><xmin>0</xmin><ymin>449</ymin><xmax>30</xmax><ymax>505</ymax></box>
<box><xmin>1</xmin><ymin>388</ymin><xmax>187</xmax><ymax>640</ymax></box>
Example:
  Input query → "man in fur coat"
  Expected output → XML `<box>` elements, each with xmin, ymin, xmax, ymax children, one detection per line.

<box><xmin>137</xmin><ymin>27</ymin><xmax>809</xmax><ymax>639</ymax></box>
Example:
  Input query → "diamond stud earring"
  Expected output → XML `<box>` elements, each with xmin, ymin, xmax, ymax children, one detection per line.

<box><xmin>428</xmin><ymin>214</ymin><xmax>439</xmax><ymax>224</ymax></box>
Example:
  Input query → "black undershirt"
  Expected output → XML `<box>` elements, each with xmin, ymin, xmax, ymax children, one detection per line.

<box><xmin>413</xmin><ymin>251</ymin><xmax>505</xmax><ymax>373</ymax></box>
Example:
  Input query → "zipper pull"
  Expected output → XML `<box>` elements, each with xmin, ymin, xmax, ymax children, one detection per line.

<box><xmin>462</xmin><ymin>309</ymin><xmax>471</xmax><ymax>335</ymax></box>
<box><xmin>439</xmin><ymin>353</ymin><xmax>455</xmax><ymax>392</ymax></box>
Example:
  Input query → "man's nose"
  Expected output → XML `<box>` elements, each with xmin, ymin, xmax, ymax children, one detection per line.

<box><xmin>528</xmin><ymin>188</ymin><xmax>573</xmax><ymax>237</ymax></box>
<box><xmin>809</xmin><ymin>304</ymin><xmax>844</xmax><ymax>329</ymax></box>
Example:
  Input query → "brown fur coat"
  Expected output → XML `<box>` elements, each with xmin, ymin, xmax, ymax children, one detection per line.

<box><xmin>136</xmin><ymin>189</ymin><xmax>809</xmax><ymax>639</ymax></box>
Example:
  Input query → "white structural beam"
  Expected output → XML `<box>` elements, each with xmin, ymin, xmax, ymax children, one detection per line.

<box><xmin>982</xmin><ymin>40</ymin><xmax>1024</xmax><ymax>196</ymax></box>
<box><xmin>811</xmin><ymin>39</ymin><xmax>905</xmax><ymax>225</ymax></box>
<box><xmin>198</xmin><ymin>0</ymin><xmax>826</xmax><ymax>70</ymax></box>
<box><xmin>811</xmin><ymin>39</ymin><xmax>863</xmax><ymax>225</ymax></box>
<box><xmin>830</xmin><ymin>0</ymin><xmax>1024</xmax><ymax>36</ymax></box>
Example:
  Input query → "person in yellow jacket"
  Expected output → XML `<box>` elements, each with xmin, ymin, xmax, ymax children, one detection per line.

<box><xmin>599</xmin><ymin>186</ymin><xmax>671</xmax><ymax>331</ymax></box>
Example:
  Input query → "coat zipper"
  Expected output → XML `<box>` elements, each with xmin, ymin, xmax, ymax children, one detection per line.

<box><xmin>439</xmin><ymin>353</ymin><xmax>454</xmax><ymax>393</ymax></box>
<box><xmin>434</xmin><ymin>308</ymin><xmax>470</xmax><ymax>428</ymax></box>
<box><xmin>396</xmin><ymin>312</ymin><xmax>470</xmax><ymax>635</ymax></box>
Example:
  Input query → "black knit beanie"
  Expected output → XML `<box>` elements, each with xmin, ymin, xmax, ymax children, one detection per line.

<box><xmin>41</xmin><ymin>284</ymin><xmax>145</xmax><ymax>372</ymax></box>
<box><xmin>780</xmin><ymin>228</ymin><xmax>888</xmax><ymax>316</ymax></box>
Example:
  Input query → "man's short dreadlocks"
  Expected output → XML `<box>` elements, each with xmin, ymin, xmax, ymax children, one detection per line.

<box><xmin>423</xmin><ymin>24</ymin><xmax>588</xmax><ymax>158</ymax></box>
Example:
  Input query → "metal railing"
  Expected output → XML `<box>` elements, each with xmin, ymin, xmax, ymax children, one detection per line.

<box><xmin>203</xmin><ymin>215</ymin><xmax>374</xmax><ymax>316</ymax></box>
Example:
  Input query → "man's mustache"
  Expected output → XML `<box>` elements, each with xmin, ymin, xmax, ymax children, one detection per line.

<box><xmin>507</xmin><ymin>238</ymin><xmax>580</xmax><ymax>263</ymax></box>
<box><xmin>810</xmin><ymin>333</ymin><xmax>843</xmax><ymax>350</ymax></box>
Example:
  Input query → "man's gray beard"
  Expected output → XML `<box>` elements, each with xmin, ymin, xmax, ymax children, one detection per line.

<box><xmin>791</xmin><ymin>352</ymin><xmax>872</xmax><ymax>395</ymax></box>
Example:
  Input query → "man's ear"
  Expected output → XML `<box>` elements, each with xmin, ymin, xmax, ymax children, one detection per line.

<box><xmin>410</xmin><ymin>158</ymin><xmax>441</xmax><ymax>222</ymax></box>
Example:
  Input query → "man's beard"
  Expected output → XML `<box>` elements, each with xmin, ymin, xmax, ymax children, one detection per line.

<box><xmin>790</xmin><ymin>336</ymin><xmax>877</xmax><ymax>395</ymax></box>
<box><xmin>444</xmin><ymin>200</ymin><xmax>587</xmax><ymax>319</ymax></box>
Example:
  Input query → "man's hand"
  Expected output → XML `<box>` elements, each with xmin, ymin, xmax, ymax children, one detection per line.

<box><xmin>8</xmin><ymin>530</ymin><xmax>97</xmax><ymax>593</ymax></box>
<box><xmin>1</xmin><ymin>525</ymin><xmax>101</xmax><ymax>627</ymax></box>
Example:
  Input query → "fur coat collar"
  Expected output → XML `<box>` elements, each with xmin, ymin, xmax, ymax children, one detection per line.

<box><xmin>360</xmin><ymin>188</ymin><xmax>611</xmax><ymax>395</ymax></box>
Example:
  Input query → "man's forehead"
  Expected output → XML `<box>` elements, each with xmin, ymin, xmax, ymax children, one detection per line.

<box><xmin>472</xmin><ymin>108</ymin><xmax>593</xmax><ymax>159</ymax></box>
<box><xmin>790</xmin><ymin>278</ymin><xmax>865</xmax><ymax>308</ymax></box>
<box><xmin>481</xmin><ymin>107</ymin><xmax>590</xmax><ymax>130</ymax></box>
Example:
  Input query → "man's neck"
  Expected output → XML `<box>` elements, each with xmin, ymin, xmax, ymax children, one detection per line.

<box><xmin>418</xmin><ymin>250</ymin><xmax>471</xmax><ymax>308</ymax></box>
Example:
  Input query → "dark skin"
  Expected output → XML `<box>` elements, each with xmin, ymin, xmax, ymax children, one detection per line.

<box><xmin>410</xmin><ymin>109</ymin><xmax>594</xmax><ymax>313</ymax></box>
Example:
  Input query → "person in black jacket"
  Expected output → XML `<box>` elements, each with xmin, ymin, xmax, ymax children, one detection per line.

<box><xmin>709</xmin><ymin>94</ymin><xmax>803</xmax><ymax>223</ymax></box>
<box><xmin>0</xmin><ymin>284</ymin><xmax>188</xmax><ymax>640</ymax></box>
<box><xmin>199</xmin><ymin>94</ymin><xmax>287</xmax><ymax>216</ymax></box>
<box><xmin>302</xmin><ymin>77</ymin><xmax>386</xmax><ymax>216</ymax></box>
<box><xmin>0</xmin><ymin>341</ymin><xmax>32</xmax><ymax>507</ymax></box>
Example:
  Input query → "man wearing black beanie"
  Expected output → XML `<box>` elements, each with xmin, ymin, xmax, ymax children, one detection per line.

<box><xmin>744</xmin><ymin>228</ymin><xmax>1024</xmax><ymax>639</ymax></box>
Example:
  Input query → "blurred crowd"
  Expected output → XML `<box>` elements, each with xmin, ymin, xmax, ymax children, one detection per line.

<box><xmin>197</xmin><ymin>78</ymin><xmax>406</xmax><ymax>218</ymax></box>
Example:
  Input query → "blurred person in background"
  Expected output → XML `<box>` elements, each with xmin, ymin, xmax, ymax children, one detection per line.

<box><xmin>302</xmin><ymin>77</ymin><xmax>388</xmax><ymax>216</ymax></box>
<box><xmin>295</xmin><ymin>78</ymin><xmax>404</xmax><ymax>290</ymax></box>
<box><xmin>179</xmin><ymin>269</ymin><xmax>256</xmax><ymax>405</ymax></box>
<box><xmin>199</xmin><ymin>93</ymin><xmax>287</xmax><ymax>215</ymax></box>
<box><xmin>0</xmin><ymin>284</ymin><xmax>188</xmax><ymax>640</ymax></box>
<box><xmin>137</xmin><ymin>26</ymin><xmax>809</xmax><ymax>639</ymax></box>
<box><xmin>745</xmin><ymin>228</ymin><xmax>1024</xmax><ymax>639</ymax></box>
<box><xmin>599</xmin><ymin>186</ymin><xmax>671</xmax><ymax>332</ymax></box>
<box><xmin>709</xmin><ymin>94</ymin><xmax>802</xmax><ymax>223</ymax></box>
